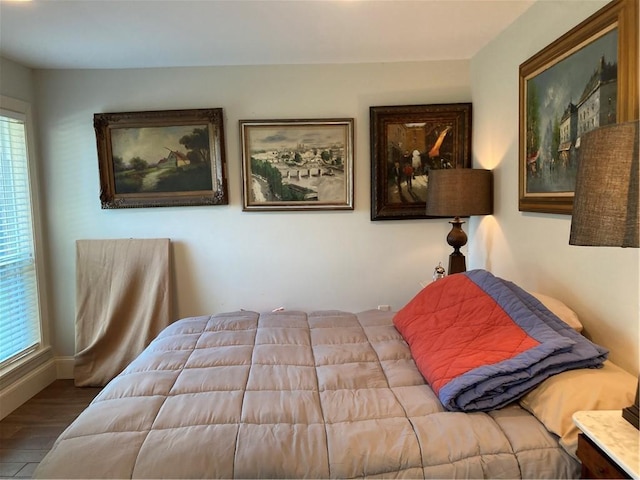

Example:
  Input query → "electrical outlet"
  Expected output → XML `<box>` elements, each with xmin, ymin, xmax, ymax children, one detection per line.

<box><xmin>377</xmin><ymin>305</ymin><xmax>391</xmax><ymax>311</ymax></box>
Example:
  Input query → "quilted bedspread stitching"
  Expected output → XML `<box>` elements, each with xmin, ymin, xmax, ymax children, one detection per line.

<box><xmin>306</xmin><ymin>312</ymin><xmax>332</xmax><ymax>478</ymax></box>
<box><xmin>356</xmin><ymin>311</ymin><xmax>426</xmax><ymax>478</ymax></box>
<box><xmin>130</xmin><ymin>315</ymin><xmax>215</xmax><ymax>478</ymax></box>
<box><xmin>231</xmin><ymin>313</ymin><xmax>259</xmax><ymax>479</ymax></box>
<box><xmin>32</xmin><ymin>309</ymin><xmax>580</xmax><ymax>480</ymax></box>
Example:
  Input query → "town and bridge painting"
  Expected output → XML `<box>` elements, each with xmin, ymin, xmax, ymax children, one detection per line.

<box><xmin>241</xmin><ymin>120</ymin><xmax>353</xmax><ymax>210</ymax></box>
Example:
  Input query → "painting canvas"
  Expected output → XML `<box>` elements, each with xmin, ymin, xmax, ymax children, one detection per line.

<box><xmin>519</xmin><ymin>0</ymin><xmax>638</xmax><ymax>214</ymax></box>
<box><xmin>240</xmin><ymin>119</ymin><xmax>354</xmax><ymax>211</ymax></box>
<box><xmin>525</xmin><ymin>29</ymin><xmax>617</xmax><ymax>197</ymax></box>
<box><xmin>385</xmin><ymin>122</ymin><xmax>456</xmax><ymax>202</ymax></box>
<box><xmin>95</xmin><ymin>108</ymin><xmax>227</xmax><ymax>208</ymax></box>
<box><xmin>110</xmin><ymin>126</ymin><xmax>213</xmax><ymax>192</ymax></box>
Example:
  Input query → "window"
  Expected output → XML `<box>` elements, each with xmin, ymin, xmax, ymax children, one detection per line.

<box><xmin>0</xmin><ymin>98</ymin><xmax>43</xmax><ymax>369</ymax></box>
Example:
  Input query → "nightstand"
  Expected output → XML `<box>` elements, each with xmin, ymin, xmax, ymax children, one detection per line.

<box><xmin>573</xmin><ymin>410</ymin><xmax>639</xmax><ymax>479</ymax></box>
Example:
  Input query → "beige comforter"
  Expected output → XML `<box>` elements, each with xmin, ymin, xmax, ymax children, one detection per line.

<box><xmin>35</xmin><ymin>310</ymin><xmax>579</xmax><ymax>479</ymax></box>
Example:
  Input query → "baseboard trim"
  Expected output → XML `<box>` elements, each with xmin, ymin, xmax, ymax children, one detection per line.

<box><xmin>56</xmin><ymin>356</ymin><xmax>75</xmax><ymax>379</ymax></box>
<box><xmin>0</xmin><ymin>358</ymin><xmax>56</xmax><ymax>420</ymax></box>
<box><xmin>0</xmin><ymin>355</ymin><xmax>75</xmax><ymax>420</ymax></box>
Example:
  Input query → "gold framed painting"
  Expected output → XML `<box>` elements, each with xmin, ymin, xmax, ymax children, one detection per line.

<box><xmin>519</xmin><ymin>0</ymin><xmax>638</xmax><ymax>214</ymax></box>
<box><xmin>94</xmin><ymin>108</ymin><xmax>228</xmax><ymax>209</ymax></box>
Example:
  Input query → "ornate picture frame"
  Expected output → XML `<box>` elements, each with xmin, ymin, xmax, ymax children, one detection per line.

<box><xmin>240</xmin><ymin>118</ymin><xmax>354</xmax><ymax>211</ymax></box>
<box><xmin>518</xmin><ymin>0</ymin><xmax>638</xmax><ymax>214</ymax></box>
<box><xmin>94</xmin><ymin>108</ymin><xmax>228</xmax><ymax>209</ymax></box>
<box><xmin>370</xmin><ymin>103</ymin><xmax>472</xmax><ymax>220</ymax></box>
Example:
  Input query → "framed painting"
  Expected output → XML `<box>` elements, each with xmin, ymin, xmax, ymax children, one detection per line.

<box><xmin>240</xmin><ymin>118</ymin><xmax>354</xmax><ymax>211</ymax></box>
<box><xmin>519</xmin><ymin>0</ymin><xmax>638</xmax><ymax>214</ymax></box>
<box><xmin>370</xmin><ymin>103</ymin><xmax>472</xmax><ymax>220</ymax></box>
<box><xmin>94</xmin><ymin>108</ymin><xmax>228</xmax><ymax>208</ymax></box>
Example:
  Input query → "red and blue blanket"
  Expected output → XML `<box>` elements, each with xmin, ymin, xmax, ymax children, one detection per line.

<box><xmin>393</xmin><ymin>270</ymin><xmax>608</xmax><ymax>412</ymax></box>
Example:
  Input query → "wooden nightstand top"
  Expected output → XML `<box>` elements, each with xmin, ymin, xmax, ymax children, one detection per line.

<box><xmin>573</xmin><ymin>410</ymin><xmax>640</xmax><ymax>478</ymax></box>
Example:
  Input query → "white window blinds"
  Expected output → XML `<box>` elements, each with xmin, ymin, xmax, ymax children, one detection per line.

<box><xmin>0</xmin><ymin>108</ymin><xmax>42</xmax><ymax>367</ymax></box>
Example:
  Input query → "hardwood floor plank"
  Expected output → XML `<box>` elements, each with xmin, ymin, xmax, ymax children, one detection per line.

<box><xmin>0</xmin><ymin>436</ymin><xmax>57</xmax><ymax>451</ymax></box>
<box><xmin>0</xmin><ymin>450</ymin><xmax>48</xmax><ymax>463</ymax></box>
<box><xmin>0</xmin><ymin>380</ymin><xmax>101</xmax><ymax>479</ymax></box>
<box><xmin>14</xmin><ymin>463</ymin><xmax>38</xmax><ymax>478</ymax></box>
<box><xmin>0</xmin><ymin>463</ymin><xmax>24</xmax><ymax>477</ymax></box>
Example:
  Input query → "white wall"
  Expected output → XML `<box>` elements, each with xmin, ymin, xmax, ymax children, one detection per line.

<box><xmin>470</xmin><ymin>0</ymin><xmax>639</xmax><ymax>375</ymax></box>
<box><xmin>0</xmin><ymin>57</ymin><xmax>35</xmax><ymax>101</ymax></box>
<box><xmin>34</xmin><ymin>61</ymin><xmax>473</xmax><ymax>357</ymax></box>
<box><xmin>22</xmin><ymin>0</ymin><xmax>639</xmax><ymax>378</ymax></box>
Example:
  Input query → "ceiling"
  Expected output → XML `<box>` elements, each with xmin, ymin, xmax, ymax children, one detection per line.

<box><xmin>0</xmin><ymin>0</ymin><xmax>535</xmax><ymax>70</ymax></box>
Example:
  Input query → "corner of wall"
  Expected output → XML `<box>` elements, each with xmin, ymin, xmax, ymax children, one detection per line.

<box><xmin>56</xmin><ymin>356</ymin><xmax>75</xmax><ymax>380</ymax></box>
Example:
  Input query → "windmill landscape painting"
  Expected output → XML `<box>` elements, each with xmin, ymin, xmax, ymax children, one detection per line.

<box><xmin>94</xmin><ymin>108</ymin><xmax>228</xmax><ymax>208</ymax></box>
<box><xmin>110</xmin><ymin>125</ymin><xmax>213</xmax><ymax>194</ymax></box>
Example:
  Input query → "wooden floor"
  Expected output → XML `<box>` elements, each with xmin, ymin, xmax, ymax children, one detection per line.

<box><xmin>0</xmin><ymin>380</ymin><xmax>101</xmax><ymax>478</ymax></box>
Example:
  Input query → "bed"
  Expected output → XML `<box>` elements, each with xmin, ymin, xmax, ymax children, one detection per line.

<box><xmin>34</xmin><ymin>270</ymin><xmax>636</xmax><ymax>479</ymax></box>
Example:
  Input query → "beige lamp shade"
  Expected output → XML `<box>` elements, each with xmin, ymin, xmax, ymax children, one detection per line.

<box><xmin>569</xmin><ymin>120</ymin><xmax>639</xmax><ymax>248</ymax></box>
<box><xmin>425</xmin><ymin>168</ymin><xmax>493</xmax><ymax>217</ymax></box>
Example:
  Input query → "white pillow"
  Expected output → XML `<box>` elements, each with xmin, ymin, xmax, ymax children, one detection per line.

<box><xmin>529</xmin><ymin>292</ymin><xmax>583</xmax><ymax>332</ymax></box>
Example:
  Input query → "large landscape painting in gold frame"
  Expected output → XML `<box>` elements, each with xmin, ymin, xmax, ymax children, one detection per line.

<box><xmin>519</xmin><ymin>0</ymin><xmax>638</xmax><ymax>214</ymax></box>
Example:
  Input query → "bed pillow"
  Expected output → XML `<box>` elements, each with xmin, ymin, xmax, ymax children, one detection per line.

<box><xmin>529</xmin><ymin>292</ymin><xmax>583</xmax><ymax>332</ymax></box>
<box><xmin>519</xmin><ymin>360</ymin><xmax>636</xmax><ymax>458</ymax></box>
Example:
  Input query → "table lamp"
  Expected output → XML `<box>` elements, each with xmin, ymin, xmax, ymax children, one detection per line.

<box><xmin>570</xmin><ymin>120</ymin><xmax>639</xmax><ymax>248</ymax></box>
<box><xmin>569</xmin><ymin>120</ymin><xmax>639</xmax><ymax>429</ymax></box>
<box><xmin>425</xmin><ymin>168</ymin><xmax>493</xmax><ymax>275</ymax></box>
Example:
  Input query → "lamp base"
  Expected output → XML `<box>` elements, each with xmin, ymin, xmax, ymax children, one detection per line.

<box><xmin>622</xmin><ymin>381</ymin><xmax>639</xmax><ymax>429</ymax></box>
<box><xmin>446</xmin><ymin>217</ymin><xmax>468</xmax><ymax>275</ymax></box>
<box><xmin>448</xmin><ymin>252</ymin><xmax>466</xmax><ymax>275</ymax></box>
<box><xmin>622</xmin><ymin>404</ymin><xmax>639</xmax><ymax>429</ymax></box>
